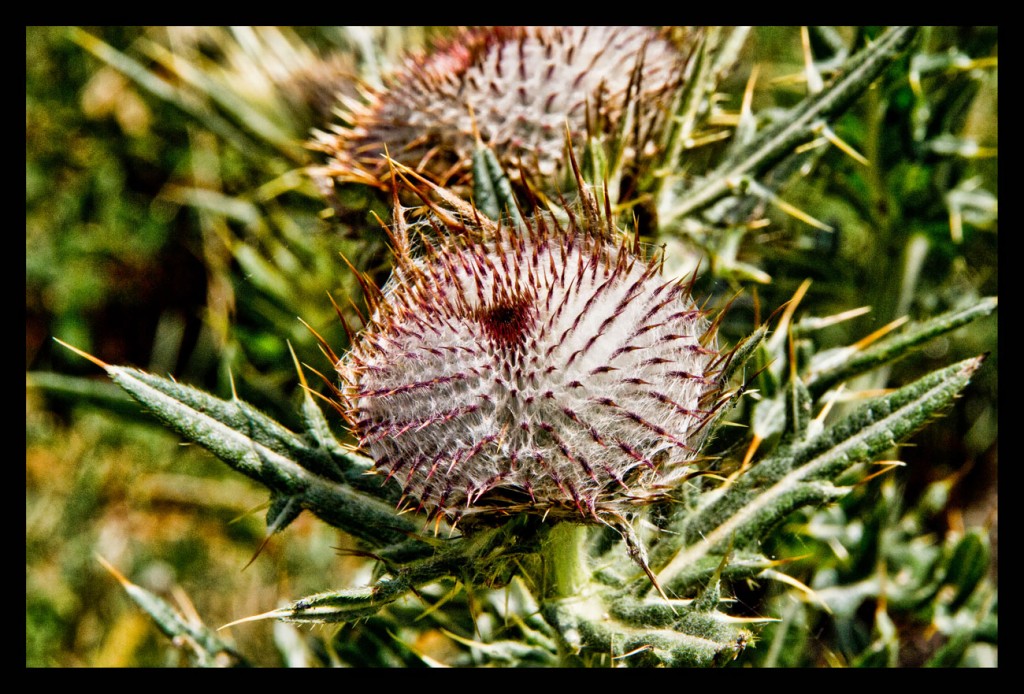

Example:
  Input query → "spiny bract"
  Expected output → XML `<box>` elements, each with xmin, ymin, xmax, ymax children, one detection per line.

<box><xmin>311</xmin><ymin>26</ymin><xmax>691</xmax><ymax>190</ymax></box>
<box><xmin>337</xmin><ymin>184</ymin><xmax>728</xmax><ymax>526</ymax></box>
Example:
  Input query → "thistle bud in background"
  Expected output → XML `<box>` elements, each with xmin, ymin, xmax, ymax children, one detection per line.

<box><xmin>310</xmin><ymin>26</ymin><xmax>693</xmax><ymax>191</ymax></box>
<box><xmin>336</xmin><ymin>181</ymin><xmax>728</xmax><ymax>528</ymax></box>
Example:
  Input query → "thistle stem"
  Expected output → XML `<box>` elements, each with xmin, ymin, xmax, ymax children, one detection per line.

<box><xmin>542</xmin><ymin>523</ymin><xmax>590</xmax><ymax>599</ymax></box>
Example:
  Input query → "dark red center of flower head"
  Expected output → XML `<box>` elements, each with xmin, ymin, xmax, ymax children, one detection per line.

<box><xmin>478</xmin><ymin>294</ymin><xmax>534</xmax><ymax>349</ymax></box>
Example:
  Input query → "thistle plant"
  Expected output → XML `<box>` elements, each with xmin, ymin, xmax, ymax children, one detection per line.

<box><xmin>310</xmin><ymin>26</ymin><xmax>694</xmax><ymax>190</ymax></box>
<box><xmin>28</xmin><ymin>26</ymin><xmax>996</xmax><ymax>667</ymax></box>
<box><xmin>336</xmin><ymin>174</ymin><xmax>727</xmax><ymax>532</ymax></box>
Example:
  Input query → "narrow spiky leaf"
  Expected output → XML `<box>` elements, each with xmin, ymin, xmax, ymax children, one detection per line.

<box><xmin>806</xmin><ymin>296</ymin><xmax>997</xmax><ymax>397</ymax></box>
<box><xmin>101</xmin><ymin>364</ymin><xmax>421</xmax><ymax>547</ymax></box>
<box><xmin>96</xmin><ymin>556</ymin><xmax>248</xmax><ymax>668</ymax></box>
<box><xmin>655</xmin><ymin>355</ymin><xmax>984</xmax><ymax>591</ymax></box>
<box><xmin>542</xmin><ymin>597</ymin><xmax>750</xmax><ymax>667</ymax></box>
<box><xmin>472</xmin><ymin>143</ymin><xmax>525</xmax><ymax>227</ymax></box>
<box><xmin>665</xmin><ymin>26</ymin><xmax>918</xmax><ymax>221</ymax></box>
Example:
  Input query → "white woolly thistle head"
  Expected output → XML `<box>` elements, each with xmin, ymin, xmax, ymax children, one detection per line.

<box><xmin>310</xmin><ymin>26</ymin><xmax>695</xmax><ymax>191</ymax></box>
<box><xmin>334</xmin><ymin>178</ymin><xmax>732</xmax><ymax>528</ymax></box>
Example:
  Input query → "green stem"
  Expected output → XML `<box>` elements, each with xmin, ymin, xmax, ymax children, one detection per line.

<box><xmin>543</xmin><ymin>523</ymin><xmax>590</xmax><ymax>599</ymax></box>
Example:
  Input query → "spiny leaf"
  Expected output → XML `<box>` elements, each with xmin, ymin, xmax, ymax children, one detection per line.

<box><xmin>27</xmin><ymin>371</ymin><xmax>141</xmax><ymax>419</ymax></box>
<box><xmin>944</xmin><ymin>530</ymin><xmax>990</xmax><ymax>612</ymax></box>
<box><xmin>228</xmin><ymin>584</ymin><xmax>396</xmax><ymax>626</ymax></box>
<box><xmin>609</xmin><ymin>595</ymin><xmax>776</xmax><ymax>633</ymax></box>
<box><xmin>232</xmin><ymin>519</ymin><xmax>542</xmax><ymax>626</ymax></box>
<box><xmin>472</xmin><ymin>143</ymin><xmax>524</xmax><ymax>227</ymax></box>
<box><xmin>98</xmin><ymin>363</ymin><xmax>421</xmax><ymax>548</ymax></box>
<box><xmin>806</xmin><ymin>296</ymin><xmax>997</xmax><ymax>397</ymax></box>
<box><xmin>666</xmin><ymin>26</ymin><xmax>918</xmax><ymax>221</ymax></box>
<box><xmin>542</xmin><ymin>596</ymin><xmax>749</xmax><ymax>667</ymax></box>
<box><xmin>440</xmin><ymin>629</ymin><xmax>557</xmax><ymax>665</ymax></box>
<box><xmin>721</xmin><ymin>322</ymin><xmax>770</xmax><ymax>385</ymax></box>
<box><xmin>647</xmin><ymin>28</ymin><xmax>714</xmax><ymax>196</ymax></box>
<box><xmin>639</xmin><ymin>551</ymin><xmax>778</xmax><ymax>596</ymax></box>
<box><xmin>655</xmin><ymin>355</ymin><xmax>984</xmax><ymax>591</ymax></box>
<box><xmin>96</xmin><ymin>556</ymin><xmax>248</xmax><ymax>668</ymax></box>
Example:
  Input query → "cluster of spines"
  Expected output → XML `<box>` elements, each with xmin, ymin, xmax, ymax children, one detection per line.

<box><xmin>309</xmin><ymin>26</ymin><xmax>688</xmax><ymax>190</ymax></box>
<box><xmin>328</xmin><ymin>179</ymin><xmax>731</xmax><ymax>526</ymax></box>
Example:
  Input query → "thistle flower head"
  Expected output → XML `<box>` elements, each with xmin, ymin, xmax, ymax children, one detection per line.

<box><xmin>337</xmin><ymin>181</ymin><xmax>728</xmax><ymax>526</ymax></box>
<box><xmin>311</xmin><ymin>26</ymin><xmax>692</xmax><ymax>190</ymax></box>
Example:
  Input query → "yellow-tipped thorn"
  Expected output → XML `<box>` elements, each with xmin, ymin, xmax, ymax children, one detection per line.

<box><xmin>718</xmin><ymin>614</ymin><xmax>782</xmax><ymax>625</ymax></box>
<box><xmin>740</xmin><ymin>434</ymin><xmax>762</xmax><ymax>474</ymax></box>
<box><xmin>227</xmin><ymin>368</ymin><xmax>239</xmax><ymax>402</ymax></box>
<box><xmin>800</xmin><ymin>26</ymin><xmax>824</xmax><ymax>94</ymax></box>
<box><xmin>763</xmin><ymin>568</ymin><xmax>832</xmax><ymax>614</ymax></box>
<box><xmin>95</xmin><ymin>553</ymin><xmax>131</xmax><ymax>587</ymax></box>
<box><xmin>53</xmin><ymin>338</ymin><xmax>109</xmax><ymax>369</ymax></box>
<box><xmin>817</xmin><ymin>123</ymin><xmax>870</xmax><ymax>166</ymax></box>
<box><xmin>644</xmin><ymin>563</ymin><xmax>676</xmax><ymax>612</ymax></box>
<box><xmin>613</xmin><ymin>644</ymin><xmax>654</xmax><ymax>660</ymax></box>
<box><xmin>682</xmin><ymin>128</ymin><xmax>732</xmax><ymax>150</ymax></box>
<box><xmin>949</xmin><ymin>207</ymin><xmax>964</xmax><ymax>245</ymax></box>
<box><xmin>467</xmin><ymin>102</ymin><xmax>482</xmax><ymax>145</ymax></box>
<box><xmin>833</xmin><ymin>387</ymin><xmax>896</xmax><ymax>401</ymax></box>
<box><xmin>766</xmin><ymin>553</ymin><xmax>813</xmax><ymax>567</ymax></box>
<box><xmin>171</xmin><ymin>584</ymin><xmax>202</xmax><ymax>625</ymax></box>
<box><xmin>794</xmin><ymin>136</ymin><xmax>829</xmax><ymax>154</ymax></box>
<box><xmin>772</xmin><ymin>193</ymin><xmax>835</xmax><ymax>232</ymax></box>
<box><xmin>386</xmin><ymin>628</ymin><xmax>450</xmax><ymax>667</ymax></box>
<box><xmin>298</xmin><ymin>316</ymin><xmax>340</xmax><ymax>365</ymax></box>
<box><xmin>725</xmin><ymin>434</ymin><xmax>762</xmax><ymax>485</ymax></box>
<box><xmin>414</xmin><ymin>582</ymin><xmax>463</xmax><ymax>623</ymax></box>
<box><xmin>813</xmin><ymin>384</ymin><xmax>845</xmax><ymax>427</ymax></box>
<box><xmin>287</xmin><ymin>340</ymin><xmax>310</xmax><ymax>392</ymax></box>
<box><xmin>965</xmin><ymin>56</ymin><xmax>998</xmax><ymax>70</ymax></box>
<box><xmin>767</xmin><ymin>278</ymin><xmax>812</xmax><ymax>354</ymax></box>
<box><xmin>218</xmin><ymin>608</ymin><xmax>285</xmax><ymax>631</ymax></box>
<box><xmin>440</xmin><ymin>627</ymin><xmax>492</xmax><ymax>651</ymax></box>
<box><xmin>228</xmin><ymin>499</ymin><xmax>271</xmax><ymax>526</ymax></box>
<box><xmin>241</xmin><ymin>532</ymin><xmax>275</xmax><ymax>573</ymax></box>
<box><xmin>857</xmin><ymin>460</ymin><xmax>907</xmax><ymax>485</ymax></box>
<box><xmin>739</xmin><ymin>177</ymin><xmax>835</xmax><ymax>232</ymax></box>
<box><xmin>851</xmin><ymin>315</ymin><xmax>909</xmax><ymax>351</ymax></box>
<box><xmin>810</xmin><ymin>306</ymin><xmax>873</xmax><ymax>330</ymax></box>
<box><xmin>740</xmin><ymin>64</ymin><xmax>760</xmax><ymax>122</ymax></box>
<box><xmin>827</xmin><ymin>536</ymin><xmax>850</xmax><ymax>562</ymax></box>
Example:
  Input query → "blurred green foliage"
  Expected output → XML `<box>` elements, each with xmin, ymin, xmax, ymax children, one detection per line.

<box><xmin>28</xmin><ymin>26</ymin><xmax>196</xmax><ymax>375</ymax></box>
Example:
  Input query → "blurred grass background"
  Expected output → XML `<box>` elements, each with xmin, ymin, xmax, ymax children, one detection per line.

<box><xmin>26</xmin><ymin>26</ymin><xmax>996</xmax><ymax>666</ymax></box>
<box><xmin>26</xmin><ymin>26</ymin><xmax>407</xmax><ymax>666</ymax></box>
